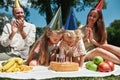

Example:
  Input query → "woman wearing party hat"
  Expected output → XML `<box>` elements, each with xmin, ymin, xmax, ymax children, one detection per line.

<box><xmin>0</xmin><ymin>0</ymin><xmax>36</xmax><ymax>60</ymax></box>
<box><xmin>79</xmin><ymin>0</ymin><xmax>120</xmax><ymax>64</ymax></box>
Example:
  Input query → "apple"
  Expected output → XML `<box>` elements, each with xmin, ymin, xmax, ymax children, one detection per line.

<box><xmin>105</xmin><ymin>60</ymin><xmax>115</xmax><ymax>71</ymax></box>
<box><xmin>85</xmin><ymin>61</ymin><xmax>94</xmax><ymax>68</ymax></box>
<box><xmin>88</xmin><ymin>63</ymin><xmax>98</xmax><ymax>71</ymax></box>
<box><xmin>85</xmin><ymin>61</ymin><xmax>98</xmax><ymax>71</ymax></box>
<box><xmin>98</xmin><ymin>62</ymin><xmax>111</xmax><ymax>72</ymax></box>
<box><xmin>93</xmin><ymin>56</ymin><xmax>104</xmax><ymax>65</ymax></box>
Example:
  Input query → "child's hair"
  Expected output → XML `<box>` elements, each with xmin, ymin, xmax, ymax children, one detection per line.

<box><xmin>63</xmin><ymin>30</ymin><xmax>76</xmax><ymax>42</ymax></box>
<box><xmin>25</xmin><ymin>26</ymin><xmax>64</xmax><ymax>66</ymax></box>
<box><xmin>63</xmin><ymin>29</ymin><xmax>83</xmax><ymax>42</ymax></box>
<box><xmin>74</xmin><ymin>29</ymin><xmax>83</xmax><ymax>41</ymax></box>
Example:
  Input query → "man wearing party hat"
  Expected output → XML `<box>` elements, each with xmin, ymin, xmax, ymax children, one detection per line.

<box><xmin>0</xmin><ymin>0</ymin><xmax>36</xmax><ymax>60</ymax></box>
<box><xmin>79</xmin><ymin>0</ymin><xmax>120</xmax><ymax>65</ymax></box>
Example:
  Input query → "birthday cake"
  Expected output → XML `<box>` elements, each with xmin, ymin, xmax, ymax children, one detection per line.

<box><xmin>49</xmin><ymin>61</ymin><xmax>79</xmax><ymax>72</ymax></box>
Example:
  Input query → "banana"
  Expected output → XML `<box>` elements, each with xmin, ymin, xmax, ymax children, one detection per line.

<box><xmin>0</xmin><ymin>66</ymin><xmax>3</xmax><ymax>72</ymax></box>
<box><xmin>27</xmin><ymin>66</ymin><xmax>33</xmax><ymax>70</ymax></box>
<box><xmin>16</xmin><ymin>58</ymin><xmax>23</xmax><ymax>65</ymax></box>
<box><xmin>13</xmin><ymin>67</ymin><xmax>21</xmax><ymax>72</ymax></box>
<box><xmin>3</xmin><ymin>59</ymin><xmax>15</xmax><ymax>71</ymax></box>
<box><xmin>1</xmin><ymin>61</ymin><xmax>8</xmax><ymax>66</ymax></box>
<box><xmin>19</xmin><ymin>65</ymin><xmax>33</xmax><ymax>71</ymax></box>
<box><xmin>8</xmin><ymin>57</ymin><xmax>24</xmax><ymax>65</ymax></box>
<box><xmin>9</xmin><ymin>57</ymin><xmax>24</xmax><ymax>65</ymax></box>
<box><xmin>19</xmin><ymin>65</ymin><xmax>26</xmax><ymax>71</ymax></box>
<box><xmin>6</xmin><ymin>63</ymin><xmax>17</xmax><ymax>72</ymax></box>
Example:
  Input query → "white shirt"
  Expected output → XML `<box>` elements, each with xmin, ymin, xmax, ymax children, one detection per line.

<box><xmin>0</xmin><ymin>21</ymin><xmax>36</xmax><ymax>59</ymax></box>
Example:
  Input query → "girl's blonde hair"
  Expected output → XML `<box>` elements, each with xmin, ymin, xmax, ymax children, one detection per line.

<box><xmin>63</xmin><ymin>30</ymin><xmax>76</xmax><ymax>41</ymax></box>
<box><xmin>63</xmin><ymin>29</ymin><xmax>83</xmax><ymax>42</ymax></box>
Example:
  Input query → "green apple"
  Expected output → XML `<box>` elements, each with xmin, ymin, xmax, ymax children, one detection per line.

<box><xmin>88</xmin><ymin>63</ymin><xmax>98</xmax><ymax>71</ymax></box>
<box><xmin>85</xmin><ymin>61</ymin><xmax>94</xmax><ymax>68</ymax></box>
<box><xmin>93</xmin><ymin>56</ymin><xmax>104</xmax><ymax>65</ymax></box>
<box><xmin>85</xmin><ymin>61</ymin><xmax>98</xmax><ymax>71</ymax></box>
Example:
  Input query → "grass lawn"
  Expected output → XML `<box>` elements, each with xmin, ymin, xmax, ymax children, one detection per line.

<box><xmin>49</xmin><ymin>76</ymin><xmax>120</xmax><ymax>80</ymax></box>
<box><xmin>0</xmin><ymin>75</ymin><xmax>120</xmax><ymax>80</ymax></box>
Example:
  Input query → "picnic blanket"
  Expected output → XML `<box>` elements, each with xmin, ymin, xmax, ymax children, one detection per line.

<box><xmin>0</xmin><ymin>61</ymin><xmax>120</xmax><ymax>79</ymax></box>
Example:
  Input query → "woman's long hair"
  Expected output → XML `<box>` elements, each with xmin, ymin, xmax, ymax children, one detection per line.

<box><xmin>86</xmin><ymin>8</ymin><xmax>107</xmax><ymax>44</ymax></box>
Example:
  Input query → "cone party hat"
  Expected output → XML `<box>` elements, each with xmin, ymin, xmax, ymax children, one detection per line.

<box><xmin>95</xmin><ymin>0</ymin><xmax>104</xmax><ymax>11</ymax></box>
<box><xmin>14</xmin><ymin>0</ymin><xmax>21</xmax><ymax>8</ymax></box>
<box><xmin>49</xmin><ymin>7</ymin><xmax>62</xmax><ymax>30</ymax></box>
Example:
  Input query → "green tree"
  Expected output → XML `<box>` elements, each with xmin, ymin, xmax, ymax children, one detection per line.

<box><xmin>110</xmin><ymin>20</ymin><xmax>120</xmax><ymax>29</ymax></box>
<box><xmin>36</xmin><ymin>27</ymin><xmax>46</xmax><ymax>40</ymax></box>
<box><xmin>107</xmin><ymin>20</ymin><xmax>120</xmax><ymax>47</ymax></box>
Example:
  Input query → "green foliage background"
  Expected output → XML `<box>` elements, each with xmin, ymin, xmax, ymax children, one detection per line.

<box><xmin>107</xmin><ymin>20</ymin><xmax>120</xmax><ymax>47</ymax></box>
